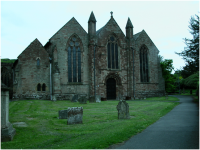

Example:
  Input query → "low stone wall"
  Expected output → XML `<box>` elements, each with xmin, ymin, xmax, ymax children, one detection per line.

<box><xmin>135</xmin><ymin>90</ymin><xmax>165</xmax><ymax>99</ymax></box>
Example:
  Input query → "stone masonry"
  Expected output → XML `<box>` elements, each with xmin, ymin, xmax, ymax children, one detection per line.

<box><xmin>12</xmin><ymin>11</ymin><xmax>165</xmax><ymax>100</ymax></box>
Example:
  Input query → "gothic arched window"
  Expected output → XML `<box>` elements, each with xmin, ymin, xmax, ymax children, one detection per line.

<box><xmin>68</xmin><ymin>35</ymin><xmax>81</xmax><ymax>83</ymax></box>
<box><xmin>140</xmin><ymin>45</ymin><xmax>149</xmax><ymax>82</ymax></box>
<box><xmin>37</xmin><ymin>83</ymin><xmax>41</xmax><ymax>91</ymax></box>
<box><xmin>42</xmin><ymin>83</ymin><xmax>46</xmax><ymax>91</ymax></box>
<box><xmin>107</xmin><ymin>36</ymin><xmax>119</xmax><ymax>69</ymax></box>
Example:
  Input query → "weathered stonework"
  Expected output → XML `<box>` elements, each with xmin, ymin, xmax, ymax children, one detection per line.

<box><xmin>12</xmin><ymin>12</ymin><xmax>165</xmax><ymax>100</ymax></box>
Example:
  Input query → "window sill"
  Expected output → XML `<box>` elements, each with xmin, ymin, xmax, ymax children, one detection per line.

<box><xmin>67</xmin><ymin>82</ymin><xmax>83</xmax><ymax>85</ymax></box>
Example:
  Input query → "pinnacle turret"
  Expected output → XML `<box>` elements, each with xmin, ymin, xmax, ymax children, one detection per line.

<box><xmin>126</xmin><ymin>17</ymin><xmax>133</xmax><ymax>29</ymax></box>
<box><xmin>88</xmin><ymin>11</ymin><xmax>97</xmax><ymax>23</ymax></box>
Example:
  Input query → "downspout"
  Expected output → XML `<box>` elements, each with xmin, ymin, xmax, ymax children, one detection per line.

<box><xmin>49</xmin><ymin>57</ymin><xmax>52</xmax><ymax>100</ymax></box>
<box><xmin>94</xmin><ymin>43</ymin><xmax>96</xmax><ymax>100</ymax></box>
<box><xmin>132</xmin><ymin>48</ymin><xmax>135</xmax><ymax>99</ymax></box>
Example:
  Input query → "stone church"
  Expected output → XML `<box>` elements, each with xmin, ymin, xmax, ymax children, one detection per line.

<box><xmin>11</xmin><ymin>11</ymin><xmax>165</xmax><ymax>100</ymax></box>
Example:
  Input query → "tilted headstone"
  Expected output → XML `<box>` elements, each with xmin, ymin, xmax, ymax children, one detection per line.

<box><xmin>59</xmin><ymin>110</ymin><xmax>68</xmax><ymax>119</ymax></box>
<box><xmin>71</xmin><ymin>94</ymin><xmax>79</xmax><ymax>102</ymax></box>
<box><xmin>67</xmin><ymin>107</ymin><xmax>83</xmax><ymax>125</ymax></box>
<box><xmin>116</xmin><ymin>100</ymin><xmax>130</xmax><ymax>119</ymax></box>
<box><xmin>1</xmin><ymin>83</ymin><xmax>16</xmax><ymax>142</ymax></box>
<box><xmin>78</xmin><ymin>96</ymin><xmax>87</xmax><ymax>104</ymax></box>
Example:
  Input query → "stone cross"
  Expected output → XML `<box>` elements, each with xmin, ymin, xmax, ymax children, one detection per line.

<box><xmin>110</xmin><ymin>11</ymin><xmax>113</xmax><ymax>17</ymax></box>
<box><xmin>116</xmin><ymin>100</ymin><xmax>130</xmax><ymax>119</ymax></box>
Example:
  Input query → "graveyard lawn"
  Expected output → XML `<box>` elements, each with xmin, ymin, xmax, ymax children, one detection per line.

<box><xmin>144</xmin><ymin>96</ymin><xmax>180</xmax><ymax>101</ymax></box>
<box><xmin>2</xmin><ymin>99</ymin><xmax>179</xmax><ymax>149</ymax></box>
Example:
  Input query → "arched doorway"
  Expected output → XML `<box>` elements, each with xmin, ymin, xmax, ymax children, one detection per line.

<box><xmin>106</xmin><ymin>78</ymin><xmax>116</xmax><ymax>100</ymax></box>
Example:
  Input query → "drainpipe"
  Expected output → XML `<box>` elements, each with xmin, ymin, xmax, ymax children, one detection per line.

<box><xmin>49</xmin><ymin>57</ymin><xmax>52</xmax><ymax>100</ymax></box>
<box><xmin>132</xmin><ymin>48</ymin><xmax>135</xmax><ymax>99</ymax></box>
<box><xmin>94</xmin><ymin>43</ymin><xmax>97</xmax><ymax>100</ymax></box>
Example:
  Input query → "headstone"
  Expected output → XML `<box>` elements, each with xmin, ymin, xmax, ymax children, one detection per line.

<box><xmin>190</xmin><ymin>90</ymin><xmax>192</xmax><ymax>95</ymax></box>
<box><xmin>1</xmin><ymin>83</ymin><xmax>16</xmax><ymax>142</ymax></box>
<box><xmin>67</xmin><ymin>107</ymin><xmax>83</xmax><ymax>125</ymax></box>
<box><xmin>89</xmin><ymin>95</ymin><xmax>101</xmax><ymax>103</ymax></box>
<box><xmin>52</xmin><ymin>95</ymin><xmax>57</xmax><ymax>101</ymax></box>
<box><xmin>59</xmin><ymin>110</ymin><xmax>68</xmax><ymax>119</ymax></box>
<box><xmin>71</xmin><ymin>94</ymin><xmax>79</xmax><ymax>102</ymax></box>
<box><xmin>96</xmin><ymin>95</ymin><xmax>101</xmax><ymax>103</ymax></box>
<box><xmin>116</xmin><ymin>100</ymin><xmax>130</xmax><ymax>119</ymax></box>
<box><xmin>78</xmin><ymin>96</ymin><xmax>87</xmax><ymax>104</ymax></box>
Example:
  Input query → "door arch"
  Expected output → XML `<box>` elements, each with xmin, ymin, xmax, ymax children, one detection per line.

<box><xmin>106</xmin><ymin>78</ymin><xmax>116</xmax><ymax>100</ymax></box>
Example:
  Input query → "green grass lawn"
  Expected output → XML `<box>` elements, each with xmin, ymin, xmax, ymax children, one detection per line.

<box><xmin>2</xmin><ymin>99</ymin><xmax>179</xmax><ymax>149</ymax></box>
<box><xmin>145</xmin><ymin>96</ymin><xmax>180</xmax><ymax>101</ymax></box>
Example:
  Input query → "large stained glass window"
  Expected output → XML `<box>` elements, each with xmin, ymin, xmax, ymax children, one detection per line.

<box><xmin>68</xmin><ymin>35</ymin><xmax>81</xmax><ymax>83</ymax></box>
<box><xmin>107</xmin><ymin>36</ymin><xmax>119</xmax><ymax>69</ymax></box>
<box><xmin>140</xmin><ymin>45</ymin><xmax>149</xmax><ymax>82</ymax></box>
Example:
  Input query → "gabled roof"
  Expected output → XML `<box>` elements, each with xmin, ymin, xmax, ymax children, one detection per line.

<box><xmin>133</xmin><ymin>30</ymin><xmax>143</xmax><ymax>40</ymax></box>
<box><xmin>126</xmin><ymin>17</ymin><xmax>133</xmax><ymax>29</ymax></box>
<box><xmin>18</xmin><ymin>38</ymin><xmax>44</xmax><ymax>58</ymax></box>
<box><xmin>96</xmin><ymin>16</ymin><xmax>125</xmax><ymax>37</ymax></box>
<box><xmin>49</xmin><ymin>17</ymin><xmax>87</xmax><ymax>41</ymax></box>
<box><xmin>88</xmin><ymin>11</ymin><xmax>97</xmax><ymax>23</ymax></box>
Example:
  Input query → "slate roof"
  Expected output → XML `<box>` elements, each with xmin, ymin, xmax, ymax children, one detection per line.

<box><xmin>133</xmin><ymin>31</ymin><xmax>142</xmax><ymax>40</ymax></box>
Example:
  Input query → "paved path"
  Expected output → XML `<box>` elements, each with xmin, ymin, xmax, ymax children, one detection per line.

<box><xmin>110</xmin><ymin>95</ymin><xmax>199</xmax><ymax>149</ymax></box>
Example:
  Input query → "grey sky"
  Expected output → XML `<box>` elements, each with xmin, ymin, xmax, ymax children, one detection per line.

<box><xmin>1</xmin><ymin>1</ymin><xmax>199</xmax><ymax>72</ymax></box>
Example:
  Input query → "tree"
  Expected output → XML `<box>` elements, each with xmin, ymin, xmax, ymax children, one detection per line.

<box><xmin>175</xmin><ymin>14</ymin><xmax>199</xmax><ymax>78</ymax></box>
<box><xmin>160</xmin><ymin>57</ymin><xmax>175</xmax><ymax>92</ymax></box>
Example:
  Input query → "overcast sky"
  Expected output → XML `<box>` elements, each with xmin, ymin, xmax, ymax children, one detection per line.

<box><xmin>1</xmin><ymin>1</ymin><xmax>199</xmax><ymax>72</ymax></box>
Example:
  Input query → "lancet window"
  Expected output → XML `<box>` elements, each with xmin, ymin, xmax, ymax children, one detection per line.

<box><xmin>107</xmin><ymin>36</ymin><xmax>119</xmax><ymax>69</ymax></box>
<box><xmin>140</xmin><ymin>45</ymin><xmax>149</xmax><ymax>82</ymax></box>
<box><xmin>68</xmin><ymin>35</ymin><xmax>81</xmax><ymax>82</ymax></box>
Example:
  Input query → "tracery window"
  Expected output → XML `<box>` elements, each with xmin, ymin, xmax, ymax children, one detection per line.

<box><xmin>68</xmin><ymin>35</ymin><xmax>81</xmax><ymax>82</ymax></box>
<box><xmin>140</xmin><ymin>45</ymin><xmax>149</xmax><ymax>82</ymax></box>
<box><xmin>107</xmin><ymin>36</ymin><xmax>119</xmax><ymax>69</ymax></box>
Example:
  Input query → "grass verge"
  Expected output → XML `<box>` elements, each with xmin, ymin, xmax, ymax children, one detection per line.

<box><xmin>145</xmin><ymin>96</ymin><xmax>179</xmax><ymax>101</ymax></box>
<box><xmin>2</xmin><ymin>100</ymin><xmax>179</xmax><ymax>149</ymax></box>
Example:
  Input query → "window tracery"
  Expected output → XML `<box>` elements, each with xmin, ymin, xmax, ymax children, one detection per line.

<box><xmin>68</xmin><ymin>35</ymin><xmax>81</xmax><ymax>82</ymax></box>
<box><xmin>140</xmin><ymin>45</ymin><xmax>149</xmax><ymax>82</ymax></box>
<box><xmin>107</xmin><ymin>36</ymin><xmax>119</xmax><ymax>69</ymax></box>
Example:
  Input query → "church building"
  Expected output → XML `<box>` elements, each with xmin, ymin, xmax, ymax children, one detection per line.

<box><xmin>12</xmin><ymin>11</ymin><xmax>165</xmax><ymax>100</ymax></box>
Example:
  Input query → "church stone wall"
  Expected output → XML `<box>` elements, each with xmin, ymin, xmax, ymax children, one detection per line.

<box><xmin>13</xmin><ymin>39</ymin><xmax>50</xmax><ymax>100</ymax></box>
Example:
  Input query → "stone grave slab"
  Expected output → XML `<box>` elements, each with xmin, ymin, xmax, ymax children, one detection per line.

<box><xmin>78</xmin><ymin>96</ymin><xmax>87</xmax><ymax>104</ymax></box>
<box><xmin>116</xmin><ymin>100</ymin><xmax>130</xmax><ymax>119</ymax></box>
<box><xmin>67</xmin><ymin>107</ymin><xmax>83</xmax><ymax>125</ymax></box>
<box><xmin>59</xmin><ymin>110</ymin><xmax>68</xmax><ymax>119</ymax></box>
<box><xmin>71</xmin><ymin>94</ymin><xmax>79</xmax><ymax>102</ymax></box>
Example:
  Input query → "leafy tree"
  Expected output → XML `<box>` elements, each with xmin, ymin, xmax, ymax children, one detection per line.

<box><xmin>175</xmin><ymin>14</ymin><xmax>199</xmax><ymax>78</ymax></box>
<box><xmin>184</xmin><ymin>72</ymin><xmax>199</xmax><ymax>89</ymax></box>
<box><xmin>160</xmin><ymin>57</ymin><xmax>175</xmax><ymax>92</ymax></box>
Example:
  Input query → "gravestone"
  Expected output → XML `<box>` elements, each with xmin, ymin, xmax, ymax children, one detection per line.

<box><xmin>52</xmin><ymin>95</ymin><xmax>57</xmax><ymax>101</ymax></box>
<box><xmin>165</xmin><ymin>92</ymin><xmax>168</xmax><ymax>99</ymax></box>
<box><xmin>71</xmin><ymin>94</ymin><xmax>79</xmax><ymax>102</ymax></box>
<box><xmin>116</xmin><ymin>94</ymin><xmax>123</xmax><ymax>100</ymax></box>
<box><xmin>67</xmin><ymin>107</ymin><xmax>83</xmax><ymax>125</ymax></box>
<box><xmin>1</xmin><ymin>83</ymin><xmax>16</xmax><ymax>142</ymax></box>
<box><xmin>89</xmin><ymin>95</ymin><xmax>101</xmax><ymax>103</ymax></box>
<box><xmin>78</xmin><ymin>96</ymin><xmax>87</xmax><ymax>104</ymax></box>
<box><xmin>116</xmin><ymin>100</ymin><xmax>130</xmax><ymax>119</ymax></box>
<box><xmin>59</xmin><ymin>110</ymin><xmax>68</xmax><ymax>119</ymax></box>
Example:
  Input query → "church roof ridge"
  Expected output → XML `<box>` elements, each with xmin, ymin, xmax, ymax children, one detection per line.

<box><xmin>88</xmin><ymin>11</ymin><xmax>97</xmax><ymax>23</ymax></box>
<box><xmin>126</xmin><ymin>17</ymin><xmax>133</xmax><ymax>29</ymax></box>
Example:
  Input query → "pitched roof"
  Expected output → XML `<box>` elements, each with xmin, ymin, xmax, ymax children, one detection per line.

<box><xmin>126</xmin><ymin>17</ymin><xmax>133</xmax><ymax>29</ymax></box>
<box><xmin>88</xmin><ymin>11</ymin><xmax>97</xmax><ymax>23</ymax></box>
<box><xmin>133</xmin><ymin>31</ymin><xmax>142</xmax><ymax>40</ymax></box>
<box><xmin>96</xmin><ymin>17</ymin><xmax>125</xmax><ymax>36</ymax></box>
